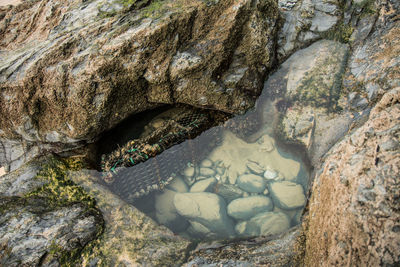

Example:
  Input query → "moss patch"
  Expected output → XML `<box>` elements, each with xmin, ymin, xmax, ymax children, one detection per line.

<box><xmin>26</xmin><ymin>157</ymin><xmax>96</xmax><ymax>208</ymax></box>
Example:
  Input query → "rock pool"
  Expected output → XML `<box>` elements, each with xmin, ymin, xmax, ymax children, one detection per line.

<box><xmin>102</xmin><ymin>88</ymin><xmax>310</xmax><ymax>241</ymax></box>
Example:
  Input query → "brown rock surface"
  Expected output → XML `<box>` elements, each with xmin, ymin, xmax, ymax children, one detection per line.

<box><xmin>0</xmin><ymin>0</ymin><xmax>278</xmax><ymax>144</ymax></box>
<box><xmin>304</xmin><ymin>87</ymin><xmax>400</xmax><ymax>266</ymax></box>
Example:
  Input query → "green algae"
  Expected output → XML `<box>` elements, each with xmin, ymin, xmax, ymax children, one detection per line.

<box><xmin>26</xmin><ymin>157</ymin><xmax>96</xmax><ymax>208</ymax></box>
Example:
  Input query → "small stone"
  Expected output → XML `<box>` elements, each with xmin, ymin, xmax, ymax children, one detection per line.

<box><xmin>269</xmin><ymin>181</ymin><xmax>306</xmax><ymax>210</ymax></box>
<box><xmin>167</xmin><ymin>176</ymin><xmax>189</xmax><ymax>193</ymax></box>
<box><xmin>380</xmin><ymin>139</ymin><xmax>399</xmax><ymax>151</ymax></box>
<box><xmin>195</xmin><ymin>176</ymin><xmax>208</xmax><ymax>181</ymax></box>
<box><xmin>174</xmin><ymin>192</ymin><xmax>235</xmax><ymax>237</ymax></box>
<box><xmin>235</xmin><ymin>221</ymin><xmax>248</xmax><ymax>236</ymax></box>
<box><xmin>258</xmin><ymin>135</ymin><xmax>275</xmax><ymax>152</ymax></box>
<box><xmin>200</xmin><ymin>159</ymin><xmax>213</xmax><ymax>168</ymax></box>
<box><xmin>228</xmin><ymin>169</ymin><xmax>238</xmax><ymax>184</ymax></box>
<box><xmin>247</xmin><ymin>212</ymin><xmax>291</xmax><ymax>236</ymax></box>
<box><xmin>190</xmin><ymin>178</ymin><xmax>217</xmax><ymax>192</ymax></box>
<box><xmin>263</xmin><ymin>188</ymin><xmax>269</xmax><ymax>195</ymax></box>
<box><xmin>243</xmin><ymin>192</ymin><xmax>249</xmax><ymax>197</ymax></box>
<box><xmin>246</xmin><ymin>161</ymin><xmax>265</xmax><ymax>175</ymax></box>
<box><xmin>264</xmin><ymin>169</ymin><xmax>278</xmax><ymax>180</ymax></box>
<box><xmin>186</xmin><ymin>220</ymin><xmax>211</xmax><ymax>238</ymax></box>
<box><xmin>156</xmin><ymin>189</ymin><xmax>189</xmax><ymax>233</ymax></box>
<box><xmin>227</xmin><ymin>196</ymin><xmax>273</xmax><ymax>220</ymax></box>
<box><xmin>237</xmin><ymin>174</ymin><xmax>266</xmax><ymax>193</ymax></box>
<box><xmin>199</xmin><ymin>167</ymin><xmax>216</xmax><ymax>177</ymax></box>
<box><xmin>0</xmin><ymin>166</ymin><xmax>6</xmax><ymax>177</ymax></box>
<box><xmin>183</xmin><ymin>166</ymin><xmax>195</xmax><ymax>178</ymax></box>
<box><xmin>215</xmin><ymin>184</ymin><xmax>244</xmax><ymax>203</ymax></box>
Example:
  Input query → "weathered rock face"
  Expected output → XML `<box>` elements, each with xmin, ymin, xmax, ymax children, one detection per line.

<box><xmin>0</xmin><ymin>158</ymin><xmax>104</xmax><ymax>266</ymax></box>
<box><xmin>305</xmin><ymin>87</ymin><xmax>400</xmax><ymax>266</ymax></box>
<box><xmin>0</xmin><ymin>0</ymin><xmax>279</xmax><ymax>147</ymax></box>
<box><xmin>0</xmin><ymin>197</ymin><xmax>102</xmax><ymax>267</ymax></box>
<box><xmin>277</xmin><ymin>0</ymin><xmax>342</xmax><ymax>60</ymax></box>
<box><xmin>265</xmin><ymin>39</ymin><xmax>352</xmax><ymax>166</ymax></box>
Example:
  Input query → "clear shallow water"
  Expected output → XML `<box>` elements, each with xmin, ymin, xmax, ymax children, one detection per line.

<box><xmin>99</xmin><ymin>89</ymin><xmax>310</xmax><ymax>241</ymax></box>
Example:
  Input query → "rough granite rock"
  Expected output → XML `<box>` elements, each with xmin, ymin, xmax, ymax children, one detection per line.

<box><xmin>305</xmin><ymin>87</ymin><xmax>400</xmax><ymax>266</ymax></box>
<box><xmin>277</xmin><ymin>0</ymin><xmax>341</xmax><ymax>60</ymax></box>
<box><xmin>0</xmin><ymin>0</ymin><xmax>279</xmax><ymax>146</ymax></box>
<box><xmin>0</xmin><ymin>197</ymin><xmax>102</xmax><ymax>267</ymax></box>
<box><xmin>0</xmin><ymin>158</ymin><xmax>43</xmax><ymax>196</ymax></box>
<box><xmin>0</xmin><ymin>158</ymin><xmax>103</xmax><ymax>267</ymax></box>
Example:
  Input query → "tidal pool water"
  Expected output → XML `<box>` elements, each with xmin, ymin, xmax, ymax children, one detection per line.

<box><xmin>99</xmin><ymin>89</ymin><xmax>310</xmax><ymax>241</ymax></box>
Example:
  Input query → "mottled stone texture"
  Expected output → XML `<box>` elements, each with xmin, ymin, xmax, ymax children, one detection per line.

<box><xmin>0</xmin><ymin>0</ymin><xmax>278</xmax><ymax>144</ymax></box>
<box><xmin>305</xmin><ymin>87</ymin><xmax>400</xmax><ymax>266</ymax></box>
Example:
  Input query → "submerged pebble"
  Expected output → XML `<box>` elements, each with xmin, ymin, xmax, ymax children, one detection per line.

<box><xmin>246</xmin><ymin>161</ymin><xmax>265</xmax><ymax>175</ymax></box>
<box><xmin>155</xmin><ymin>189</ymin><xmax>189</xmax><ymax>232</ymax></box>
<box><xmin>183</xmin><ymin>166</ymin><xmax>195</xmax><ymax>178</ymax></box>
<box><xmin>199</xmin><ymin>167</ymin><xmax>216</xmax><ymax>177</ymax></box>
<box><xmin>216</xmin><ymin>184</ymin><xmax>244</xmax><ymax>203</ymax></box>
<box><xmin>264</xmin><ymin>169</ymin><xmax>278</xmax><ymax>180</ymax></box>
<box><xmin>227</xmin><ymin>195</ymin><xmax>273</xmax><ymax>220</ymax></box>
<box><xmin>190</xmin><ymin>177</ymin><xmax>217</xmax><ymax>192</ymax></box>
<box><xmin>167</xmin><ymin>176</ymin><xmax>189</xmax><ymax>193</ymax></box>
<box><xmin>269</xmin><ymin>181</ymin><xmax>306</xmax><ymax>210</ymax></box>
<box><xmin>247</xmin><ymin>211</ymin><xmax>290</xmax><ymax>236</ymax></box>
<box><xmin>237</xmin><ymin>174</ymin><xmax>266</xmax><ymax>193</ymax></box>
<box><xmin>173</xmin><ymin>192</ymin><xmax>235</xmax><ymax>237</ymax></box>
<box><xmin>200</xmin><ymin>159</ymin><xmax>214</xmax><ymax>168</ymax></box>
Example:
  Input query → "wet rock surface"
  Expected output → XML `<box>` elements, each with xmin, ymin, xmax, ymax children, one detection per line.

<box><xmin>70</xmin><ymin>169</ymin><xmax>191</xmax><ymax>266</ymax></box>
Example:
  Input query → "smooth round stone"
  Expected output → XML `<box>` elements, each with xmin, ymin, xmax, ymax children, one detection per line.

<box><xmin>269</xmin><ymin>181</ymin><xmax>306</xmax><ymax>210</ymax></box>
<box><xmin>190</xmin><ymin>177</ymin><xmax>217</xmax><ymax>192</ymax></box>
<box><xmin>215</xmin><ymin>184</ymin><xmax>244</xmax><ymax>203</ymax></box>
<box><xmin>235</xmin><ymin>221</ymin><xmax>248</xmax><ymax>235</ymax></box>
<box><xmin>264</xmin><ymin>169</ymin><xmax>278</xmax><ymax>180</ymax></box>
<box><xmin>227</xmin><ymin>195</ymin><xmax>273</xmax><ymax>220</ymax></box>
<box><xmin>248</xmin><ymin>211</ymin><xmax>290</xmax><ymax>236</ymax></box>
<box><xmin>200</xmin><ymin>159</ymin><xmax>213</xmax><ymax>168</ymax></box>
<box><xmin>227</xmin><ymin>169</ymin><xmax>238</xmax><ymax>184</ymax></box>
<box><xmin>183</xmin><ymin>166</ymin><xmax>195</xmax><ymax>178</ymax></box>
<box><xmin>199</xmin><ymin>167</ymin><xmax>216</xmax><ymax>177</ymax></box>
<box><xmin>173</xmin><ymin>192</ymin><xmax>235</xmax><ymax>237</ymax></box>
<box><xmin>237</xmin><ymin>174</ymin><xmax>266</xmax><ymax>193</ymax></box>
<box><xmin>195</xmin><ymin>176</ymin><xmax>208</xmax><ymax>181</ymax></box>
<box><xmin>155</xmin><ymin>189</ymin><xmax>189</xmax><ymax>232</ymax></box>
<box><xmin>186</xmin><ymin>220</ymin><xmax>211</xmax><ymax>238</ymax></box>
<box><xmin>167</xmin><ymin>176</ymin><xmax>189</xmax><ymax>193</ymax></box>
<box><xmin>246</xmin><ymin>161</ymin><xmax>265</xmax><ymax>175</ymax></box>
